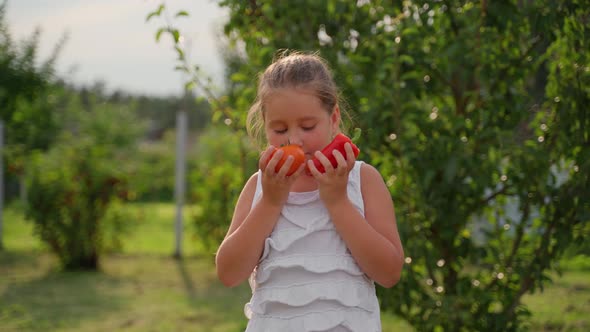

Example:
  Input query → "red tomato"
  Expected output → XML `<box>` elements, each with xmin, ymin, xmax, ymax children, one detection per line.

<box><xmin>269</xmin><ymin>144</ymin><xmax>305</xmax><ymax>176</ymax></box>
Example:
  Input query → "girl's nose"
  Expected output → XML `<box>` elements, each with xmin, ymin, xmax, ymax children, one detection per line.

<box><xmin>288</xmin><ymin>135</ymin><xmax>303</xmax><ymax>146</ymax></box>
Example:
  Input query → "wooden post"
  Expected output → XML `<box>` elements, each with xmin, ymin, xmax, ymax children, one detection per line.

<box><xmin>0</xmin><ymin>120</ymin><xmax>4</xmax><ymax>250</ymax></box>
<box><xmin>174</xmin><ymin>109</ymin><xmax>187</xmax><ymax>258</ymax></box>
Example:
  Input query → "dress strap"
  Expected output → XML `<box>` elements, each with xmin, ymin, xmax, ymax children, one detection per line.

<box><xmin>251</xmin><ymin>170</ymin><xmax>263</xmax><ymax>210</ymax></box>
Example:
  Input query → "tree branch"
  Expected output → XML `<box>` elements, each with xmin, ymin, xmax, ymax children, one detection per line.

<box><xmin>484</xmin><ymin>198</ymin><xmax>530</xmax><ymax>292</ymax></box>
<box><xmin>443</xmin><ymin>0</ymin><xmax>460</xmax><ymax>36</ymax></box>
<box><xmin>489</xmin><ymin>34</ymin><xmax>542</xmax><ymax>95</ymax></box>
<box><xmin>504</xmin><ymin>204</ymin><xmax>563</xmax><ymax>320</ymax></box>
<box><xmin>479</xmin><ymin>185</ymin><xmax>510</xmax><ymax>206</ymax></box>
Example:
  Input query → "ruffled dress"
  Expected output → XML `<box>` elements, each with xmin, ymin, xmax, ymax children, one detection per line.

<box><xmin>244</xmin><ymin>161</ymin><xmax>382</xmax><ymax>332</ymax></box>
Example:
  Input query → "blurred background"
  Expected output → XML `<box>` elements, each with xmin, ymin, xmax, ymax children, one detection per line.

<box><xmin>6</xmin><ymin>0</ymin><xmax>227</xmax><ymax>96</ymax></box>
<box><xmin>1</xmin><ymin>0</ymin><xmax>588</xmax><ymax>331</ymax></box>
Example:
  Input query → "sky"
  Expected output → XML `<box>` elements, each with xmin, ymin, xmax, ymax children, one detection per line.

<box><xmin>6</xmin><ymin>0</ymin><xmax>229</xmax><ymax>97</ymax></box>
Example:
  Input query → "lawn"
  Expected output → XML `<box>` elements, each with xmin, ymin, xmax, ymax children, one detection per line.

<box><xmin>1</xmin><ymin>203</ymin><xmax>588</xmax><ymax>331</ymax></box>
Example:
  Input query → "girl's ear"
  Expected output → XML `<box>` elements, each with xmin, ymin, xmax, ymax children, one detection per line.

<box><xmin>331</xmin><ymin>105</ymin><xmax>341</xmax><ymax>134</ymax></box>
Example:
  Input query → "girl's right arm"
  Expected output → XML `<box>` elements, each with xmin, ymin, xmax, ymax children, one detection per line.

<box><xmin>215</xmin><ymin>172</ymin><xmax>283</xmax><ymax>287</ymax></box>
<box><xmin>215</xmin><ymin>146</ymin><xmax>305</xmax><ymax>287</ymax></box>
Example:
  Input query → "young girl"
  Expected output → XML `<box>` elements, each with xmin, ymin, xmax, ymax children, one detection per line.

<box><xmin>216</xmin><ymin>51</ymin><xmax>404</xmax><ymax>331</ymax></box>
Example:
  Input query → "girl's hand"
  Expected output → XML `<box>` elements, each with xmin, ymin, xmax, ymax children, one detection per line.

<box><xmin>259</xmin><ymin>145</ymin><xmax>305</xmax><ymax>207</ymax></box>
<box><xmin>307</xmin><ymin>142</ymin><xmax>356</xmax><ymax>207</ymax></box>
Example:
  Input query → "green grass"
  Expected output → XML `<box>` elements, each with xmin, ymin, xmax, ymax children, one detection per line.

<box><xmin>1</xmin><ymin>203</ymin><xmax>588</xmax><ymax>331</ymax></box>
<box><xmin>0</xmin><ymin>203</ymin><xmax>412</xmax><ymax>331</ymax></box>
<box><xmin>0</xmin><ymin>251</ymin><xmax>251</xmax><ymax>331</ymax></box>
<box><xmin>523</xmin><ymin>270</ymin><xmax>590</xmax><ymax>331</ymax></box>
<box><xmin>117</xmin><ymin>202</ymin><xmax>207</xmax><ymax>256</ymax></box>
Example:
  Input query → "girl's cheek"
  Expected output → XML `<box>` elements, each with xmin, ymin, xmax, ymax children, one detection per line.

<box><xmin>266</xmin><ymin>131</ymin><xmax>279</xmax><ymax>142</ymax></box>
<box><xmin>268</xmin><ymin>134</ymin><xmax>286</xmax><ymax>147</ymax></box>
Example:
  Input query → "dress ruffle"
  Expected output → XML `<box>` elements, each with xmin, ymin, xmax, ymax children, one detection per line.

<box><xmin>255</xmin><ymin>254</ymin><xmax>364</xmax><ymax>283</ymax></box>
<box><xmin>246</xmin><ymin>278</ymin><xmax>378</xmax><ymax>315</ymax></box>
<box><xmin>245</xmin><ymin>308</ymin><xmax>381</xmax><ymax>332</ymax></box>
<box><xmin>259</xmin><ymin>224</ymin><xmax>345</xmax><ymax>262</ymax></box>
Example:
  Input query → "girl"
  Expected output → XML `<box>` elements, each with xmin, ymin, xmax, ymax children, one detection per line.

<box><xmin>216</xmin><ymin>51</ymin><xmax>404</xmax><ymax>331</ymax></box>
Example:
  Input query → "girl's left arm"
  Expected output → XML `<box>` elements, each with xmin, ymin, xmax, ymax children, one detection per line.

<box><xmin>326</xmin><ymin>163</ymin><xmax>404</xmax><ymax>288</ymax></box>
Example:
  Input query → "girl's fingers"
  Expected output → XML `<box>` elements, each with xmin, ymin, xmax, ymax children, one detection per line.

<box><xmin>259</xmin><ymin>146</ymin><xmax>276</xmax><ymax>170</ymax></box>
<box><xmin>265</xmin><ymin>148</ymin><xmax>283</xmax><ymax>174</ymax></box>
<box><xmin>314</xmin><ymin>151</ymin><xmax>334</xmax><ymax>173</ymax></box>
<box><xmin>292</xmin><ymin>162</ymin><xmax>306</xmax><ymax>177</ymax></box>
<box><xmin>307</xmin><ymin>159</ymin><xmax>321</xmax><ymax>177</ymax></box>
<box><xmin>332</xmin><ymin>149</ymin><xmax>347</xmax><ymax>173</ymax></box>
<box><xmin>344</xmin><ymin>143</ymin><xmax>356</xmax><ymax>169</ymax></box>
<box><xmin>277</xmin><ymin>155</ymin><xmax>294</xmax><ymax>177</ymax></box>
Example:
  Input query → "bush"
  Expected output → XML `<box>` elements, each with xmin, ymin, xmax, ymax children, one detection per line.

<box><xmin>26</xmin><ymin>140</ymin><xmax>130</xmax><ymax>270</ymax></box>
<box><xmin>559</xmin><ymin>255</ymin><xmax>590</xmax><ymax>272</ymax></box>
<box><xmin>128</xmin><ymin>131</ymin><xmax>177</xmax><ymax>202</ymax></box>
<box><xmin>190</xmin><ymin>125</ymin><xmax>258</xmax><ymax>253</ymax></box>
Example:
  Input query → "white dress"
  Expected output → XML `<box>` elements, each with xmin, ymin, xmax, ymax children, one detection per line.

<box><xmin>245</xmin><ymin>161</ymin><xmax>382</xmax><ymax>332</ymax></box>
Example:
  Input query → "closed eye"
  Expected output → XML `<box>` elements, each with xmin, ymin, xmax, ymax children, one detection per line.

<box><xmin>302</xmin><ymin>126</ymin><xmax>316</xmax><ymax>131</ymax></box>
<box><xmin>274</xmin><ymin>129</ymin><xmax>287</xmax><ymax>134</ymax></box>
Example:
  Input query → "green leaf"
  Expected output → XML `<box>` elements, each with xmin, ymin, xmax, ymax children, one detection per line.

<box><xmin>155</xmin><ymin>27</ymin><xmax>165</xmax><ymax>42</ymax></box>
<box><xmin>172</xmin><ymin>29</ymin><xmax>180</xmax><ymax>43</ymax></box>
<box><xmin>145</xmin><ymin>4</ymin><xmax>165</xmax><ymax>22</ymax></box>
<box><xmin>175</xmin><ymin>10</ymin><xmax>189</xmax><ymax>18</ymax></box>
<box><xmin>327</xmin><ymin>1</ymin><xmax>336</xmax><ymax>16</ymax></box>
<box><xmin>351</xmin><ymin>127</ymin><xmax>362</xmax><ymax>143</ymax></box>
<box><xmin>230</xmin><ymin>72</ymin><xmax>248</xmax><ymax>82</ymax></box>
<box><xmin>212</xmin><ymin>110</ymin><xmax>222</xmax><ymax>123</ymax></box>
<box><xmin>399</xmin><ymin>55</ymin><xmax>415</xmax><ymax>65</ymax></box>
<box><xmin>175</xmin><ymin>46</ymin><xmax>184</xmax><ymax>60</ymax></box>
<box><xmin>184</xmin><ymin>81</ymin><xmax>195</xmax><ymax>91</ymax></box>
<box><xmin>444</xmin><ymin>156</ymin><xmax>459</xmax><ymax>183</ymax></box>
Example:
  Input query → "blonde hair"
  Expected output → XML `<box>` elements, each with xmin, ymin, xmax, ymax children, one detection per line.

<box><xmin>246</xmin><ymin>50</ymin><xmax>351</xmax><ymax>148</ymax></box>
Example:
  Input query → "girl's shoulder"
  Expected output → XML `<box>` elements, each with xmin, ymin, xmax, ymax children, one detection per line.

<box><xmin>242</xmin><ymin>171</ymin><xmax>260</xmax><ymax>197</ymax></box>
<box><xmin>359</xmin><ymin>162</ymin><xmax>389</xmax><ymax>194</ymax></box>
<box><xmin>359</xmin><ymin>162</ymin><xmax>381</xmax><ymax>178</ymax></box>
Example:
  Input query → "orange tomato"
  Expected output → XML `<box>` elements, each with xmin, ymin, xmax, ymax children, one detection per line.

<box><xmin>269</xmin><ymin>144</ymin><xmax>305</xmax><ymax>176</ymax></box>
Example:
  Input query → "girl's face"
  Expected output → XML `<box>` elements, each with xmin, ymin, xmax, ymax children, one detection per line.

<box><xmin>264</xmin><ymin>88</ymin><xmax>340</xmax><ymax>160</ymax></box>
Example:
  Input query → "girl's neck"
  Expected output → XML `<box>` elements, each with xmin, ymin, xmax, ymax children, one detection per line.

<box><xmin>290</xmin><ymin>174</ymin><xmax>318</xmax><ymax>193</ymax></box>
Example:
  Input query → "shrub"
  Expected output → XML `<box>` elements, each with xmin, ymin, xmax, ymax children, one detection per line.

<box><xmin>26</xmin><ymin>140</ymin><xmax>130</xmax><ymax>270</ymax></box>
<box><xmin>190</xmin><ymin>125</ymin><xmax>257</xmax><ymax>254</ymax></box>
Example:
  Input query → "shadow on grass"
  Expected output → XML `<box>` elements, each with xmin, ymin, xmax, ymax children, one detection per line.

<box><xmin>0</xmin><ymin>250</ymin><xmax>127</xmax><ymax>332</ymax></box>
<box><xmin>175</xmin><ymin>256</ymin><xmax>250</xmax><ymax>331</ymax></box>
<box><xmin>0</xmin><ymin>250</ymin><xmax>40</xmax><ymax>271</ymax></box>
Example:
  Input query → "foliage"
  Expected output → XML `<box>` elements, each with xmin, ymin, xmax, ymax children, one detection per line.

<box><xmin>133</xmin><ymin>92</ymin><xmax>211</xmax><ymax>140</ymax></box>
<box><xmin>23</xmin><ymin>87</ymin><xmax>147</xmax><ymax>270</ymax></box>
<box><xmin>57</xmin><ymin>83</ymin><xmax>211</xmax><ymax>202</ymax></box>
<box><xmin>153</xmin><ymin>0</ymin><xmax>590</xmax><ymax>330</ymax></box>
<box><xmin>0</xmin><ymin>2</ymin><xmax>64</xmax><ymax>151</ymax></box>
<box><xmin>147</xmin><ymin>3</ymin><xmax>261</xmax><ymax>253</ymax></box>
<box><xmin>128</xmin><ymin>130</ymin><xmax>204</xmax><ymax>202</ymax></box>
<box><xmin>129</xmin><ymin>133</ymin><xmax>178</xmax><ymax>201</ymax></box>
<box><xmin>0</xmin><ymin>5</ymin><xmax>60</xmax><ymax>145</ymax></box>
<box><xmin>25</xmin><ymin>140</ymin><xmax>130</xmax><ymax>270</ymax></box>
<box><xmin>2</xmin><ymin>0</ymin><xmax>209</xmax><ymax>202</ymax></box>
<box><xmin>558</xmin><ymin>255</ymin><xmax>590</xmax><ymax>272</ymax></box>
<box><xmin>189</xmin><ymin>125</ymin><xmax>258</xmax><ymax>253</ymax></box>
<box><xmin>0</xmin><ymin>2</ymin><xmax>67</xmax><ymax>205</ymax></box>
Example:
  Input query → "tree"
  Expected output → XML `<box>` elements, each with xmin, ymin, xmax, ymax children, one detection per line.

<box><xmin>0</xmin><ymin>1</ymin><xmax>66</xmax><ymax>203</ymax></box>
<box><xmin>0</xmin><ymin>1</ymin><xmax>66</xmax><ymax>249</ymax></box>
<box><xmin>25</xmin><ymin>86</ymin><xmax>144</xmax><ymax>270</ymax></box>
<box><xmin>159</xmin><ymin>0</ymin><xmax>588</xmax><ymax>330</ymax></box>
